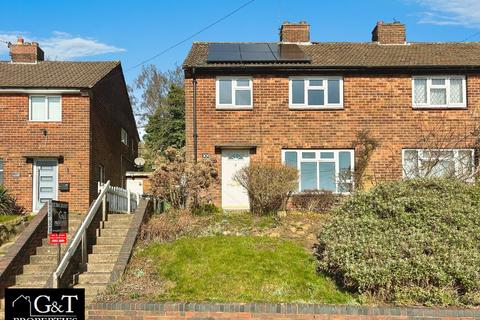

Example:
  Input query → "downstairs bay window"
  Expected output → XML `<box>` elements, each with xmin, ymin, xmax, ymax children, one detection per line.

<box><xmin>402</xmin><ymin>149</ymin><xmax>474</xmax><ymax>180</ymax></box>
<box><xmin>282</xmin><ymin>149</ymin><xmax>354</xmax><ymax>193</ymax></box>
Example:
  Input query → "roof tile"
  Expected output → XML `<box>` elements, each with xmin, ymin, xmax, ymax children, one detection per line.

<box><xmin>0</xmin><ymin>61</ymin><xmax>119</xmax><ymax>88</ymax></box>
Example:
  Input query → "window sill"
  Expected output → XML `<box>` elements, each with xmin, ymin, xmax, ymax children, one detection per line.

<box><xmin>216</xmin><ymin>106</ymin><xmax>253</xmax><ymax>110</ymax></box>
<box><xmin>412</xmin><ymin>105</ymin><xmax>467</xmax><ymax>110</ymax></box>
<box><xmin>289</xmin><ymin>106</ymin><xmax>344</xmax><ymax>110</ymax></box>
<box><xmin>28</xmin><ymin>120</ymin><xmax>62</xmax><ymax>123</ymax></box>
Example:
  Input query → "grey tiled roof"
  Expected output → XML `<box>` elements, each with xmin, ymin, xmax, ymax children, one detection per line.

<box><xmin>0</xmin><ymin>60</ymin><xmax>119</xmax><ymax>88</ymax></box>
<box><xmin>183</xmin><ymin>42</ymin><xmax>480</xmax><ymax>69</ymax></box>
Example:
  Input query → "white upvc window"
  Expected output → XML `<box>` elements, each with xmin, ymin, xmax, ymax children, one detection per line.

<box><xmin>402</xmin><ymin>149</ymin><xmax>474</xmax><ymax>180</ymax></box>
<box><xmin>282</xmin><ymin>149</ymin><xmax>354</xmax><ymax>193</ymax></box>
<box><xmin>412</xmin><ymin>76</ymin><xmax>466</xmax><ymax>108</ymax></box>
<box><xmin>0</xmin><ymin>159</ymin><xmax>4</xmax><ymax>185</ymax></box>
<box><xmin>121</xmin><ymin>128</ymin><xmax>128</xmax><ymax>145</ymax></box>
<box><xmin>216</xmin><ymin>77</ymin><xmax>253</xmax><ymax>109</ymax></box>
<box><xmin>289</xmin><ymin>77</ymin><xmax>343</xmax><ymax>109</ymax></box>
<box><xmin>29</xmin><ymin>95</ymin><xmax>62</xmax><ymax>121</ymax></box>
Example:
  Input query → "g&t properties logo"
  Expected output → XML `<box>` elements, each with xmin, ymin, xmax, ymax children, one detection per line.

<box><xmin>5</xmin><ymin>288</ymin><xmax>85</xmax><ymax>320</ymax></box>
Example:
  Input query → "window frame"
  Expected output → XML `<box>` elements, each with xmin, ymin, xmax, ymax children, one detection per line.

<box><xmin>289</xmin><ymin>76</ymin><xmax>344</xmax><ymax>109</ymax></box>
<box><xmin>215</xmin><ymin>76</ymin><xmax>253</xmax><ymax>110</ymax></box>
<box><xmin>29</xmin><ymin>95</ymin><xmax>62</xmax><ymax>122</ymax></box>
<box><xmin>121</xmin><ymin>128</ymin><xmax>128</xmax><ymax>145</ymax></box>
<box><xmin>402</xmin><ymin>148</ymin><xmax>475</xmax><ymax>180</ymax></box>
<box><xmin>281</xmin><ymin>149</ymin><xmax>354</xmax><ymax>194</ymax></box>
<box><xmin>0</xmin><ymin>159</ymin><xmax>4</xmax><ymax>185</ymax></box>
<box><xmin>412</xmin><ymin>76</ymin><xmax>467</xmax><ymax>109</ymax></box>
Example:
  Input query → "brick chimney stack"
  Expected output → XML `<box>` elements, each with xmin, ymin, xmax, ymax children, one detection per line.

<box><xmin>372</xmin><ymin>21</ymin><xmax>406</xmax><ymax>44</ymax></box>
<box><xmin>280</xmin><ymin>21</ymin><xmax>310</xmax><ymax>43</ymax></box>
<box><xmin>9</xmin><ymin>37</ymin><xmax>45</xmax><ymax>63</ymax></box>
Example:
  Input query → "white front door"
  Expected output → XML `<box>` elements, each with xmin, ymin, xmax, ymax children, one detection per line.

<box><xmin>221</xmin><ymin>149</ymin><xmax>250</xmax><ymax>210</ymax></box>
<box><xmin>33</xmin><ymin>159</ymin><xmax>58</xmax><ymax>212</ymax></box>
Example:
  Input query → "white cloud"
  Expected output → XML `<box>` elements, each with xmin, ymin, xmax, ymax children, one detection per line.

<box><xmin>415</xmin><ymin>0</ymin><xmax>480</xmax><ymax>27</ymax></box>
<box><xmin>0</xmin><ymin>31</ymin><xmax>125</xmax><ymax>60</ymax></box>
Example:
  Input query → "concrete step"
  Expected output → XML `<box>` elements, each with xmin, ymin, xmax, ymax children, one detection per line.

<box><xmin>88</xmin><ymin>254</ymin><xmax>118</xmax><ymax>263</ymax></box>
<box><xmin>74</xmin><ymin>284</ymin><xmax>106</xmax><ymax>297</ymax></box>
<box><xmin>99</xmin><ymin>228</ymin><xmax>128</xmax><ymax>237</ymax></box>
<box><xmin>107</xmin><ymin>214</ymin><xmax>133</xmax><ymax>221</ymax></box>
<box><xmin>36</xmin><ymin>245</ymin><xmax>62</xmax><ymax>255</ymax></box>
<box><xmin>96</xmin><ymin>236</ymin><xmax>125</xmax><ymax>245</ymax></box>
<box><xmin>15</xmin><ymin>274</ymin><xmax>49</xmax><ymax>286</ymax></box>
<box><xmin>103</xmin><ymin>221</ymin><xmax>131</xmax><ymax>229</ymax></box>
<box><xmin>23</xmin><ymin>263</ymin><xmax>56</xmax><ymax>274</ymax></box>
<box><xmin>78</xmin><ymin>272</ymin><xmax>110</xmax><ymax>284</ymax></box>
<box><xmin>86</xmin><ymin>263</ymin><xmax>115</xmax><ymax>273</ymax></box>
<box><xmin>30</xmin><ymin>254</ymin><xmax>57</xmax><ymax>264</ymax></box>
<box><xmin>92</xmin><ymin>244</ymin><xmax>122</xmax><ymax>254</ymax></box>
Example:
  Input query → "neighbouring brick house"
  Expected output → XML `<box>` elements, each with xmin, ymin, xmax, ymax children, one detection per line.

<box><xmin>183</xmin><ymin>21</ymin><xmax>480</xmax><ymax>210</ymax></box>
<box><xmin>0</xmin><ymin>38</ymin><xmax>139</xmax><ymax>213</ymax></box>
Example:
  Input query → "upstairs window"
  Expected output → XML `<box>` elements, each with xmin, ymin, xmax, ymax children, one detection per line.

<box><xmin>29</xmin><ymin>96</ymin><xmax>62</xmax><ymax>121</ymax></box>
<box><xmin>121</xmin><ymin>128</ymin><xmax>128</xmax><ymax>145</ymax></box>
<box><xmin>282</xmin><ymin>149</ymin><xmax>354</xmax><ymax>193</ymax></box>
<box><xmin>289</xmin><ymin>77</ymin><xmax>343</xmax><ymax>109</ymax></box>
<box><xmin>403</xmin><ymin>149</ymin><xmax>474</xmax><ymax>180</ymax></box>
<box><xmin>216</xmin><ymin>77</ymin><xmax>253</xmax><ymax>109</ymax></box>
<box><xmin>0</xmin><ymin>159</ymin><xmax>4</xmax><ymax>185</ymax></box>
<box><xmin>412</xmin><ymin>76</ymin><xmax>466</xmax><ymax>108</ymax></box>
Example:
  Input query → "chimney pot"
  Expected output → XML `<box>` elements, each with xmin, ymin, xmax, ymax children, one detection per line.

<box><xmin>17</xmin><ymin>37</ymin><xmax>24</xmax><ymax>44</ymax></box>
<box><xmin>280</xmin><ymin>21</ymin><xmax>310</xmax><ymax>43</ymax></box>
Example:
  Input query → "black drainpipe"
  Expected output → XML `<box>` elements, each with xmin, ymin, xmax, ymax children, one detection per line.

<box><xmin>192</xmin><ymin>68</ymin><xmax>198</xmax><ymax>163</ymax></box>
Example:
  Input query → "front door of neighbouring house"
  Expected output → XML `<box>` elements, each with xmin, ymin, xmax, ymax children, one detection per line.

<box><xmin>221</xmin><ymin>149</ymin><xmax>250</xmax><ymax>210</ymax></box>
<box><xmin>33</xmin><ymin>159</ymin><xmax>58</xmax><ymax>212</ymax></box>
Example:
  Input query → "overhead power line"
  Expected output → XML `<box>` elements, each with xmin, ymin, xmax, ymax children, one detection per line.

<box><xmin>461</xmin><ymin>31</ymin><xmax>480</xmax><ymax>42</ymax></box>
<box><xmin>126</xmin><ymin>0</ymin><xmax>257</xmax><ymax>72</ymax></box>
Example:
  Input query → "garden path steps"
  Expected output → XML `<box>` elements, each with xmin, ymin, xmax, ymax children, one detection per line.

<box><xmin>0</xmin><ymin>213</ymin><xmax>84</xmax><ymax>318</ymax></box>
<box><xmin>74</xmin><ymin>214</ymin><xmax>134</xmax><ymax>301</ymax></box>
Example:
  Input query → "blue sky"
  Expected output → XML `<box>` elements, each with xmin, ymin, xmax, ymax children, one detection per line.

<box><xmin>1</xmin><ymin>0</ymin><xmax>480</xmax><ymax>83</ymax></box>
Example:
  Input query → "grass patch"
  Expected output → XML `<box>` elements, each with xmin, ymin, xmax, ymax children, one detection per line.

<box><xmin>0</xmin><ymin>215</ymin><xmax>21</xmax><ymax>224</ymax></box>
<box><xmin>135</xmin><ymin>235</ymin><xmax>354</xmax><ymax>304</ymax></box>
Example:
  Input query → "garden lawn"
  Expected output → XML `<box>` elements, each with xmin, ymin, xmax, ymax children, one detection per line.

<box><xmin>131</xmin><ymin>236</ymin><xmax>354</xmax><ymax>304</ymax></box>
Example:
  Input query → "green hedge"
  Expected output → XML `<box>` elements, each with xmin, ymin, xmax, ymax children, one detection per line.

<box><xmin>315</xmin><ymin>178</ymin><xmax>480</xmax><ymax>306</ymax></box>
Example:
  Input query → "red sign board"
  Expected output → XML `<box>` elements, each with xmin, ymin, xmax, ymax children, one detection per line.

<box><xmin>49</xmin><ymin>233</ymin><xmax>67</xmax><ymax>244</ymax></box>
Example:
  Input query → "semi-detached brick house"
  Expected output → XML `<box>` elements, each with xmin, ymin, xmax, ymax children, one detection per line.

<box><xmin>183</xmin><ymin>21</ymin><xmax>480</xmax><ymax>210</ymax></box>
<box><xmin>0</xmin><ymin>38</ymin><xmax>138</xmax><ymax>213</ymax></box>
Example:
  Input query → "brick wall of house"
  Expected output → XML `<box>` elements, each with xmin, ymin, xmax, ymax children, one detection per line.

<box><xmin>0</xmin><ymin>93</ymin><xmax>91</xmax><ymax>213</ymax></box>
<box><xmin>90</xmin><ymin>65</ymin><xmax>139</xmax><ymax>202</ymax></box>
<box><xmin>185</xmin><ymin>74</ymin><xmax>480</xmax><ymax>206</ymax></box>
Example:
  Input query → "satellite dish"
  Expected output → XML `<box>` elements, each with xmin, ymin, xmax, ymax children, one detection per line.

<box><xmin>134</xmin><ymin>157</ymin><xmax>146</xmax><ymax>167</ymax></box>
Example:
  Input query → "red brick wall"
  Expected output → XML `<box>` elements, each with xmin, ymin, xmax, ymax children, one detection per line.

<box><xmin>87</xmin><ymin>302</ymin><xmax>479</xmax><ymax>319</ymax></box>
<box><xmin>185</xmin><ymin>74</ymin><xmax>480</xmax><ymax>206</ymax></box>
<box><xmin>90</xmin><ymin>65</ymin><xmax>139</xmax><ymax>201</ymax></box>
<box><xmin>0</xmin><ymin>93</ymin><xmax>91</xmax><ymax>212</ymax></box>
<box><xmin>372</xmin><ymin>22</ymin><xmax>406</xmax><ymax>44</ymax></box>
<box><xmin>280</xmin><ymin>22</ymin><xmax>310</xmax><ymax>42</ymax></box>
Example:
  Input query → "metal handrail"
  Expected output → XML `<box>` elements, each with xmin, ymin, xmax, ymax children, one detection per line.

<box><xmin>52</xmin><ymin>180</ymin><xmax>111</xmax><ymax>287</ymax></box>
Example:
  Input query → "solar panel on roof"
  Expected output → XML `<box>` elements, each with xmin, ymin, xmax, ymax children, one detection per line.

<box><xmin>207</xmin><ymin>43</ymin><xmax>311</xmax><ymax>63</ymax></box>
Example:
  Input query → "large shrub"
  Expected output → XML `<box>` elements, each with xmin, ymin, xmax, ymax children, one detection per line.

<box><xmin>0</xmin><ymin>185</ymin><xmax>25</xmax><ymax>215</ymax></box>
<box><xmin>315</xmin><ymin>178</ymin><xmax>480</xmax><ymax>306</ymax></box>
<box><xmin>150</xmin><ymin>147</ymin><xmax>218</xmax><ymax>209</ymax></box>
<box><xmin>291</xmin><ymin>190</ymin><xmax>342</xmax><ymax>213</ymax></box>
<box><xmin>234</xmin><ymin>164</ymin><xmax>298</xmax><ymax>215</ymax></box>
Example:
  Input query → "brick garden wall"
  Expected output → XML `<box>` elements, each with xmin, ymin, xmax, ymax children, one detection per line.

<box><xmin>0</xmin><ymin>93</ymin><xmax>91</xmax><ymax>212</ymax></box>
<box><xmin>87</xmin><ymin>302</ymin><xmax>479</xmax><ymax>319</ymax></box>
<box><xmin>185</xmin><ymin>73</ymin><xmax>480</xmax><ymax>206</ymax></box>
